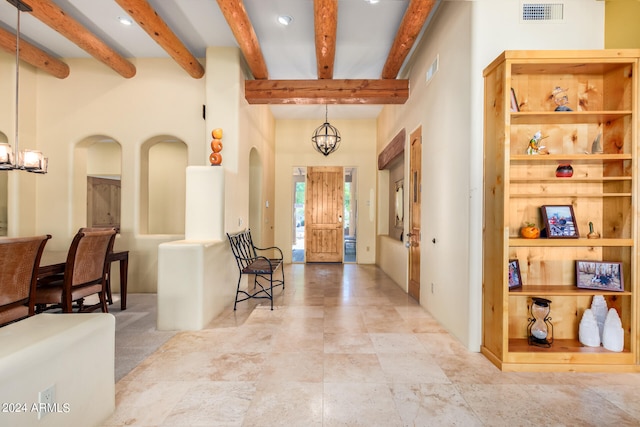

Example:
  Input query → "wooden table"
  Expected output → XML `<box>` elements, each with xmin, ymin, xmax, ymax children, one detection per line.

<box><xmin>38</xmin><ymin>250</ymin><xmax>129</xmax><ymax>310</ymax></box>
<box><xmin>106</xmin><ymin>251</ymin><xmax>129</xmax><ymax>310</ymax></box>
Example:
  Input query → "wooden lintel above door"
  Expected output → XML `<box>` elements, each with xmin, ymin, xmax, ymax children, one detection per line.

<box><xmin>244</xmin><ymin>79</ymin><xmax>409</xmax><ymax>105</ymax></box>
<box><xmin>378</xmin><ymin>128</ymin><xmax>406</xmax><ymax>170</ymax></box>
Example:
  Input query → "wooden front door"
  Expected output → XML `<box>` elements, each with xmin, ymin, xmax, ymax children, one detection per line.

<box><xmin>408</xmin><ymin>128</ymin><xmax>421</xmax><ymax>300</ymax></box>
<box><xmin>305</xmin><ymin>166</ymin><xmax>344</xmax><ymax>263</ymax></box>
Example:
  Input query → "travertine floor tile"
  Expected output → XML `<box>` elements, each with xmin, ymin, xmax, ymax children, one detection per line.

<box><xmin>243</xmin><ymin>381</ymin><xmax>323</xmax><ymax>427</ymax></box>
<box><xmin>390</xmin><ymin>383</ymin><xmax>483</xmax><ymax>427</ymax></box>
<box><xmin>104</xmin><ymin>265</ymin><xmax>640</xmax><ymax>426</ymax></box>
<box><xmin>323</xmin><ymin>382</ymin><xmax>402</xmax><ymax>426</ymax></box>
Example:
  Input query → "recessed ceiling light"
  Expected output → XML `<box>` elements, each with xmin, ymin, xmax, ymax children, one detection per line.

<box><xmin>277</xmin><ymin>15</ymin><xmax>293</xmax><ymax>26</ymax></box>
<box><xmin>364</xmin><ymin>0</ymin><xmax>380</xmax><ymax>4</ymax></box>
<box><xmin>118</xmin><ymin>16</ymin><xmax>133</xmax><ymax>26</ymax></box>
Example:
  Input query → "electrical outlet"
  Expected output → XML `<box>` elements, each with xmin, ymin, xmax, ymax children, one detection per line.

<box><xmin>38</xmin><ymin>384</ymin><xmax>55</xmax><ymax>420</ymax></box>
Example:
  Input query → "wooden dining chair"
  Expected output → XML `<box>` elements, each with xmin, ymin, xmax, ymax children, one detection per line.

<box><xmin>78</xmin><ymin>227</ymin><xmax>119</xmax><ymax>304</ymax></box>
<box><xmin>0</xmin><ymin>235</ymin><xmax>51</xmax><ymax>327</ymax></box>
<box><xmin>35</xmin><ymin>228</ymin><xmax>116</xmax><ymax>313</ymax></box>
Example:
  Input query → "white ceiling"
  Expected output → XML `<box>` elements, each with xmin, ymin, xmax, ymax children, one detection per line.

<box><xmin>0</xmin><ymin>0</ymin><xmax>435</xmax><ymax>119</ymax></box>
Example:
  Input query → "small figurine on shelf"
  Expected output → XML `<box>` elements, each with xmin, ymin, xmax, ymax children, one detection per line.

<box><xmin>526</xmin><ymin>131</ymin><xmax>549</xmax><ymax>155</ymax></box>
<box><xmin>551</xmin><ymin>86</ymin><xmax>572</xmax><ymax>111</ymax></box>
<box><xmin>520</xmin><ymin>222</ymin><xmax>540</xmax><ymax>239</ymax></box>
<box><xmin>590</xmin><ymin>133</ymin><xmax>603</xmax><ymax>154</ymax></box>
<box><xmin>587</xmin><ymin>222</ymin><xmax>601</xmax><ymax>239</ymax></box>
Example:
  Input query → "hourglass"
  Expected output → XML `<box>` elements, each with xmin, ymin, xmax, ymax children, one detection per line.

<box><xmin>528</xmin><ymin>297</ymin><xmax>553</xmax><ymax>347</ymax></box>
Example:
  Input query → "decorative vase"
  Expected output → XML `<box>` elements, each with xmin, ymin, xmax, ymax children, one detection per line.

<box><xmin>555</xmin><ymin>163</ymin><xmax>573</xmax><ymax>178</ymax></box>
<box><xmin>210</xmin><ymin>128</ymin><xmax>223</xmax><ymax>166</ymax></box>
<box><xmin>602</xmin><ymin>308</ymin><xmax>624</xmax><ymax>352</ymax></box>
<box><xmin>579</xmin><ymin>308</ymin><xmax>601</xmax><ymax>347</ymax></box>
<box><xmin>587</xmin><ymin>222</ymin><xmax>601</xmax><ymax>239</ymax></box>
<box><xmin>590</xmin><ymin>295</ymin><xmax>608</xmax><ymax>342</ymax></box>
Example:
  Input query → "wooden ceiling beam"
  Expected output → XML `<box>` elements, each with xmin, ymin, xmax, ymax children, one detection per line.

<box><xmin>314</xmin><ymin>0</ymin><xmax>337</xmax><ymax>79</ymax></box>
<box><xmin>114</xmin><ymin>0</ymin><xmax>204</xmax><ymax>79</ymax></box>
<box><xmin>382</xmin><ymin>0</ymin><xmax>437</xmax><ymax>79</ymax></box>
<box><xmin>0</xmin><ymin>26</ymin><xmax>69</xmax><ymax>78</ymax></box>
<box><xmin>23</xmin><ymin>0</ymin><xmax>136</xmax><ymax>78</ymax></box>
<box><xmin>244</xmin><ymin>79</ymin><xmax>408</xmax><ymax>105</ymax></box>
<box><xmin>216</xmin><ymin>0</ymin><xmax>268</xmax><ymax>79</ymax></box>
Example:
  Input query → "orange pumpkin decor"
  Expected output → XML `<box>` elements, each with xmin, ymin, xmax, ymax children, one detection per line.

<box><xmin>520</xmin><ymin>222</ymin><xmax>540</xmax><ymax>239</ymax></box>
<box><xmin>211</xmin><ymin>139</ymin><xmax>223</xmax><ymax>153</ymax></box>
<box><xmin>209</xmin><ymin>152</ymin><xmax>222</xmax><ymax>165</ymax></box>
<box><xmin>210</xmin><ymin>128</ymin><xmax>223</xmax><ymax>166</ymax></box>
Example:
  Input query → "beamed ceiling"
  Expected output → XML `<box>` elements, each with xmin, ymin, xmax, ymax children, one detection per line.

<box><xmin>0</xmin><ymin>0</ymin><xmax>441</xmax><ymax>119</ymax></box>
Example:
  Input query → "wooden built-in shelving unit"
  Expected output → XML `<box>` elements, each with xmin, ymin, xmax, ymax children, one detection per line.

<box><xmin>482</xmin><ymin>50</ymin><xmax>640</xmax><ymax>372</ymax></box>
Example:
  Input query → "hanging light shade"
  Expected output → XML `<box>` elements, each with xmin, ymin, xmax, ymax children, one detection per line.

<box><xmin>311</xmin><ymin>105</ymin><xmax>341</xmax><ymax>156</ymax></box>
<box><xmin>3</xmin><ymin>0</ymin><xmax>48</xmax><ymax>174</ymax></box>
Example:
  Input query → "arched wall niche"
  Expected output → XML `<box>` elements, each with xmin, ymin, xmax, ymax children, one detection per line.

<box><xmin>72</xmin><ymin>135</ymin><xmax>122</xmax><ymax>232</ymax></box>
<box><xmin>249</xmin><ymin>147</ymin><xmax>263</xmax><ymax>246</ymax></box>
<box><xmin>140</xmin><ymin>135</ymin><xmax>187</xmax><ymax>235</ymax></box>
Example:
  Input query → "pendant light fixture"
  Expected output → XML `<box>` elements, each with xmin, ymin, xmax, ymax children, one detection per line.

<box><xmin>311</xmin><ymin>105</ymin><xmax>341</xmax><ymax>156</ymax></box>
<box><xmin>0</xmin><ymin>0</ymin><xmax>48</xmax><ymax>174</ymax></box>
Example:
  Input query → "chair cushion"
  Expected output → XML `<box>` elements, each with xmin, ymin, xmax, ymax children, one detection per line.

<box><xmin>35</xmin><ymin>283</ymin><xmax>103</xmax><ymax>306</ymax></box>
<box><xmin>34</xmin><ymin>284</ymin><xmax>63</xmax><ymax>305</ymax></box>
<box><xmin>0</xmin><ymin>305</ymin><xmax>28</xmax><ymax>326</ymax></box>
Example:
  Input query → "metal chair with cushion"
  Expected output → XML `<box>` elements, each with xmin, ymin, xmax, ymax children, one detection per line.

<box><xmin>0</xmin><ymin>235</ymin><xmax>51</xmax><ymax>327</ymax></box>
<box><xmin>35</xmin><ymin>228</ymin><xmax>116</xmax><ymax>313</ymax></box>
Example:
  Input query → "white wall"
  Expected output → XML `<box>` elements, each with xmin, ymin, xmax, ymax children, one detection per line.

<box><xmin>205</xmin><ymin>47</ymin><xmax>276</xmax><ymax>247</ymax></box>
<box><xmin>376</xmin><ymin>0</ymin><xmax>604</xmax><ymax>351</ymax></box>
<box><xmin>87</xmin><ymin>141</ymin><xmax>121</xmax><ymax>176</ymax></box>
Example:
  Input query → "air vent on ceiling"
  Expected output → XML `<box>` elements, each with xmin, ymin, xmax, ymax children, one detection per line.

<box><xmin>521</xmin><ymin>2</ymin><xmax>564</xmax><ymax>22</ymax></box>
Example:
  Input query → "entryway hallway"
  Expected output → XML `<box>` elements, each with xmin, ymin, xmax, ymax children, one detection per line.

<box><xmin>103</xmin><ymin>264</ymin><xmax>640</xmax><ymax>426</ymax></box>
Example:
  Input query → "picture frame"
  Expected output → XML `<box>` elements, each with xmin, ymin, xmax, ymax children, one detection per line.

<box><xmin>576</xmin><ymin>260</ymin><xmax>624</xmax><ymax>292</ymax></box>
<box><xmin>508</xmin><ymin>259</ymin><xmax>523</xmax><ymax>290</ymax></box>
<box><xmin>540</xmin><ymin>205</ymin><xmax>579</xmax><ymax>238</ymax></box>
<box><xmin>510</xmin><ymin>88</ymin><xmax>520</xmax><ymax>112</ymax></box>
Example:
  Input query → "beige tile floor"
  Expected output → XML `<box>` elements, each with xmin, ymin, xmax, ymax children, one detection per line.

<box><xmin>103</xmin><ymin>264</ymin><xmax>640</xmax><ymax>426</ymax></box>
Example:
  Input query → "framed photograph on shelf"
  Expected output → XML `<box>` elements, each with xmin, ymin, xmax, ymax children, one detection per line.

<box><xmin>508</xmin><ymin>259</ymin><xmax>522</xmax><ymax>290</ymax></box>
<box><xmin>541</xmin><ymin>205</ymin><xmax>579</xmax><ymax>238</ymax></box>
<box><xmin>576</xmin><ymin>260</ymin><xmax>624</xmax><ymax>292</ymax></box>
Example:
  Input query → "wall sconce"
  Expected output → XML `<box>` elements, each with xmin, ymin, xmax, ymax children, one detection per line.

<box><xmin>528</xmin><ymin>297</ymin><xmax>553</xmax><ymax>347</ymax></box>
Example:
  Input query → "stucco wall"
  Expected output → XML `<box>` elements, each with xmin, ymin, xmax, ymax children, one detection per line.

<box><xmin>0</xmin><ymin>49</ymin><xmax>275</xmax><ymax>293</ymax></box>
<box><xmin>376</xmin><ymin>0</ymin><xmax>605</xmax><ymax>351</ymax></box>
